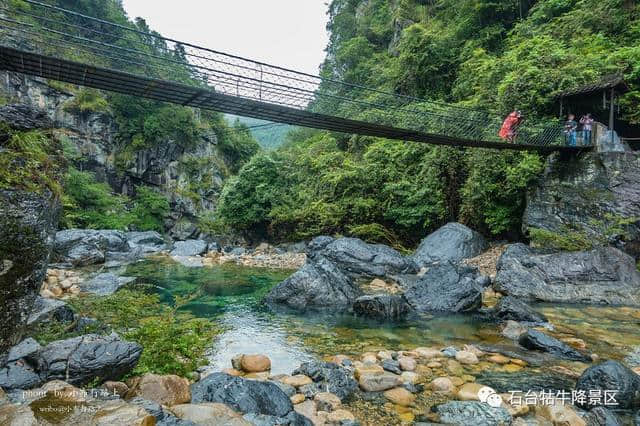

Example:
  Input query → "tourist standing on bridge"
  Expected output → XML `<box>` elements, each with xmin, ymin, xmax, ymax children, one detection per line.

<box><xmin>499</xmin><ymin>110</ymin><xmax>522</xmax><ymax>143</ymax></box>
<box><xmin>564</xmin><ymin>114</ymin><xmax>578</xmax><ymax>146</ymax></box>
<box><xmin>580</xmin><ymin>113</ymin><xmax>594</xmax><ymax>146</ymax></box>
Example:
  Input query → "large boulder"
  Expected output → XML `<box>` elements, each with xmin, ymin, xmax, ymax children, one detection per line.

<box><xmin>575</xmin><ymin>361</ymin><xmax>640</xmax><ymax>409</ymax></box>
<box><xmin>0</xmin><ymin>361</ymin><xmax>43</xmax><ymax>391</ymax></box>
<box><xmin>170</xmin><ymin>240</ymin><xmax>208</xmax><ymax>257</ymax></box>
<box><xmin>0</xmin><ymin>190</ymin><xmax>59</xmax><ymax>359</ymax></box>
<box><xmin>401</xmin><ymin>262</ymin><xmax>485</xmax><ymax>313</ymax></box>
<box><xmin>126</xmin><ymin>231</ymin><xmax>167</xmax><ymax>254</ymax></box>
<box><xmin>53</xmin><ymin>229</ymin><xmax>128</xmax><ymax>266</ymax></box>
<box><xmin>518</xmin><ymin>329</ymin><xmax>591</xmax><ymax>362</ymax></box>
<box><xmin>83</xmin><ymin>273</ymin><xmax>136</xmax><ymax>296</ymax></box>
<box><xmin>311</xmin><ymin>236</ymin><xmax>417</xmax><ymax>278</ymax></box>
<box><xmin>190</xmin><ymin>373</ymin><xmax>294</xmax><ymax>417</ymax></box>
<box><xmin>352</xmin><ymin>294</ymin><xmax>411</xmax><ymax>320</ymax></box>
<box><xmin>433</xmin><ymin>401</ymin><xmax>512</xmax><ymax>426</ymax></box>
<box><xmin>36</xmin><ymin>334</ymin><xmax>142</xmax><ymax>386</ymax></box>
<box><xmin>264</xmin><ymin>255</ymin><xmax>361</xmax><ymax>311</ymax></box>
<box><xmin>291</xmin><ymin>361</ymin><xmax>358</xmax><ymax>401</ymax></box>
<box><xmin>26</xmin><ymin>296</ymin><xmax>73</xmax><ymax>326</ymax></box>
<box><xmin>411</xmin><ymin>222</ymin><xmax>487</xmax><ymax>267</ymax></box>
<box><xmin>494</xmin><ymin>243</ymin><xmax>640</xmax><ymax>306</ymax></box>
<box><xmin>524</xmin><ymin>151</ymin><xmax>640</xmax><ymax>259</ymax></box>
<box><xmin>489</xmin><ymin>296</ymin><xmax>548</xmax><ymax>324</ymax></box>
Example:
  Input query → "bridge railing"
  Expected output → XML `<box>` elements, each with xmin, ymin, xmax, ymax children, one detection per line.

<box><xmin>0</xmin><ymin>0</ymin><xmax>575</xmax><ymax>149</ymax></box>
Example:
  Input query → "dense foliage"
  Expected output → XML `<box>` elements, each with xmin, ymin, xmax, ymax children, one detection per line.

<box><xmin>217</xmin><ymin>0</ymin><xmax>639</xmax><ymax>244</ymax></box>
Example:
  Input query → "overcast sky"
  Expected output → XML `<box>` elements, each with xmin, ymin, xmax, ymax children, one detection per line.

<box><xmin>121</xmin><ymin>1</ymin><xmax>331</xmax><ymax>76</ymax></box>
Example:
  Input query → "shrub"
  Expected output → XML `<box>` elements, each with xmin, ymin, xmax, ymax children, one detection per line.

<box><xmin>63</xmin><ymin>88</ymin><xmax>110</xmax><ymax>114</ymax></box>
<box><xmin>131</xmin><ymin>186</ymin><xmax>170</xmax><ymax>232</ymax></box>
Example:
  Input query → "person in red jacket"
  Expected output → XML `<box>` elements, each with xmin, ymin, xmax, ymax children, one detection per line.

<box><xmin>499</xmin><ymin>110</ymin><xmax>522</xmax><ymax>143</ymax></box>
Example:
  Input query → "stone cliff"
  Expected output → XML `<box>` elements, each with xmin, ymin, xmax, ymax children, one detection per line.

<box><xmin>0</xmin><ymin>71</ymin><xmax>230</xmax><ymax>239</ymax></box>
<box><xmin>524</xmin><ymin>151</ymin><xmax>640</xmax><ymax>259</ymax></box>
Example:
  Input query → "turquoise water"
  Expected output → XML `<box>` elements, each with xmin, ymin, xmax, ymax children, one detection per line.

<box><xmin>123</xmin><ymin>258</ymin><xmax>640</xmax><ymax>375</ymax></box>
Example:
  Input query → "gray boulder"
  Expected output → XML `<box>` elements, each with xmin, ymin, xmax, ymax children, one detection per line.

<box><xmin>311</xmin><ymin>236</ymin><xmax>417</xmax><ymax>278</ymax></box>
<box><xmin>490</xmin><ymin>296</ymin><xmax>547</xmax><ymax>324</ymax></box>
<box><xmin>433</xmin><ymin>401</ymin><xmax>512</xmax><ymax>426</ymax></box>
<box><xmin>37</xmin><ymin>334</ymin><xmax>142</xmax><ymax>386</ymax></box>
<box><xmin>126</xmin><ymin>231</ymin><xmax>167</xmax><ymax>254</ymax></box>
<box><xmin>0</xmin><ymin>190</ymin><xmax>59</xmax><ymax>358</ymax></box>
<box><xmin>411</xmin><ymin>222</ymin><xmax>487</xmax><ymax>267</ymax></box>
<box><xmin>191</xmin><ymin>373</ymin><xmax>293</xmax><ymax>417</ymax></box>
<box><xmin>243</xmin><ymin>412</ymin><xmax>313</xmax><ymax>426</ymax></box>
<box><xmin>576</xmin><ymin>361</ymin><xmax>640</xmax><ymax>409</ymax></box>
<box><xmin>352</xmin><ymin>294</ymin><xmax>411</xmax><ymax>320</ymax></box>
<box><xmin>291</xmin><ymin>361</ymin><xmax>358</xmax><ymax>401</ymax></box>
<box><xmin>0</xmin><ymin>361</ymin><xmax>42</xmax><ymax>391</ymax></box>
<box><xmin>170</xmin><ymin>239</ymin><xmax>208</xmax><ymax>257</ymax></box>
<box><xmin>264</xmin><ymin>255</ymin><xmax>361</xmax><ymax>311</ymax></box>
<box><xmin>54</xmin><ymin>229</ymin><xmax>128</xmax><ymax>266</ymax></box>
<box><xmin>7</xmin><ymin>338</ymin><xmax>41</xmax><ymax>363</ymax></box>
<box><xmin>524</xmin><ymin>151</ymin><xmax>640</xmax><ymax>259</ymax></box>
<box><xmin>584</xmin><ymin>406</ymin><xmax>622</xmax><ymax>426</ymax></box>
<box><xmin>494</xmin><ymin>243</ymin><xmax>640</xmax><ymax>306</ymax></box>
<box><xmin>401</xmin><ymin>262</ymin><xmax>484</xmax><ymax>313</ymax></box>
<box><xmin>518</xmin><ymin>329</ymin><xmax>591</xmax><ymax>362</ymax></box>
<box><xmin>82</xmin><ymin>273</ymin><xmax>136</xmax><ymax>296</ymax></box>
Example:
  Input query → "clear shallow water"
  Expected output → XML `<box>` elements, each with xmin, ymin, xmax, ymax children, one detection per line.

<box><xmin>123</xmin><ymin>258</ymin><xmax>640</xmax><ymax>375</ymax></box>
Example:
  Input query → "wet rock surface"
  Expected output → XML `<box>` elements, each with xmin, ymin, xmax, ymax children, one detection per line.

<box><xmin>434</xmin><ymin>400</ymin><xmax>512</xmax><ymax>425</ymax></box>
<box><xmin>291</xmin><ymin>361</ymin><xmax>358</xmax><ymax>401</ymax></box>
<box><xmin>518</xmin><ymin>329</ymin><xmax>592</xmax><ymax>362</ymax></box>
<box><xmin>411</xmin><ymin>222</ymin><xmax>487</xmax><ymax>267</ymax></box>
<box><xmin>170</xmin><ymin>240</ymin><xmax>208</xmax><ymax>257</ymax></box>
<box><xmin>352</xmin><ymin>294</ymin><xmax>411</xmax><ymax>320</ymax></box>
<box><xmin>494</xmin><ymin>243</ymin><xmax>640</xmax><ymax>306</ymax></box>
<box><xmin>489</xmin><ymin>296</ymin><xmax>548</xmax><ymax>324</ymax></box>
<box><xmin>190</xmin><ymin>372</ymin><xmax>294</xmax><ymax>417</ymax></box>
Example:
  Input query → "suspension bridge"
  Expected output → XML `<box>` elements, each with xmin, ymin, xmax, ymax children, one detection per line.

<box><xmin>0</xmin><ymin>1</ymin><xmax>588</xmax><ymax>152</ymax></box>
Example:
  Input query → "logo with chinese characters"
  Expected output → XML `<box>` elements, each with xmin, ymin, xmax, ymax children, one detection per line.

<box><xmin>507</xmin><ymin>389</ymin><xmax>619</xmax><ymax>406</ymax></box>
<box><xmin>478</xmin><ymin>386</ymin><xmax>502</xmax><ymax>408</ymax></box>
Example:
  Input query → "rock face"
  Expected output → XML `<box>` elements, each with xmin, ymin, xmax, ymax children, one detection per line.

<box><xmin>494</xmin><ymin>243</ymin><xmax>640</xmax><ymax>306</ymax></box>
<box><xmin>490</xmin><ymin>296</ymin><xmax>548</xmax><ymax>324</ymax></box>
<box><xmin>524</xmin><ymin>151</ymin><xmax>640</xmax><ymax>259</ymax></box>
<box><xmin>518</xmin><ymin>329</ymin><xmax>591</xmax><ymax>362</ymax></box>
<box><xmin>575</xmin><ymin>361</ymin><xmax>640</xmax><ymax>409</ymax></box>
<box><xmin>0</xmin><ymin>103</ymin><xmax>53</xmax><ymax>131</ymax></box>
<box><xmin>264</xmin><ymin>255</ymin><xmax>361</xmax><ymax>311</ymax></box>
<box><xmin>1</xmin><ymin>71</ymin><xmax>230</xmax><ymax>238</ymax></box>
<box><xmin>191</xmin><ymin>373</ymin><xmax>294</xmax><ymax>417</ymax></box>
<box><xmin>402</xmin><ymin>262</ymin><xmax>485</xmax><ymax>313</ymax></box>
<box><xmin>352</xmin><ymin>294</ymin><xmax>411</xmax><ymax>320</ymax></box>
<box><xmin>0</xmin><ymin>190</ymin><xmax>59</xmax><ymax>359</ymax></box>
<box><xmin>411</xmin><ymin>222</ymin><xmax>487</xmax><ymax>267</ymax></box>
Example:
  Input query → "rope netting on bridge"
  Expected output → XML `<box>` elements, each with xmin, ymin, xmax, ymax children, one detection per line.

<box><xmin>0</xmin><ymin>0</ymin><xmax>579</xmax><ymax>150</ymax></box>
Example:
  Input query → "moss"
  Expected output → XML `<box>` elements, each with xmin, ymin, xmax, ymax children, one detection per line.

<box><xmin>528</xmin><ymin>227</ymin><xmax>593</xmax><ymax>251</ymax></box>
<box><xmin>0</xmin><ymin>129</ymin><xmax>65</xmax><ymax>196</ymax></box>
<box><xmin>63</xmin><ymin>88</ymin><xmax>110</xmax><ymax>114</ymax></box>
